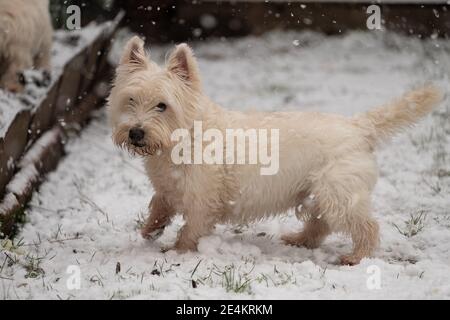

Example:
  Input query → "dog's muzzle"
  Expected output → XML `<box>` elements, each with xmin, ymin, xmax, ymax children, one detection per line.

<box><xmin>129</xmin><ymin>127</ymin><xmax>145</xmax><ymax>147</ymax></box>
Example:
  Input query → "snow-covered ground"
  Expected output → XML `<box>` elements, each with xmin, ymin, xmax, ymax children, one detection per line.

<box><xmin>1</xmin><ymin>30</ymin><xmax>449</xmax><ymax>299</ymax></box>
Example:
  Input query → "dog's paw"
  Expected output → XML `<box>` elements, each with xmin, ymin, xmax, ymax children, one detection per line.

<box><xmin>171</xmin><ymin>240</ymin><xmax>197</xmax><ymax>254</ymax></box>
<box><xmin>281</xmin><ymin>233</ymin><xmax>299</xmax><ymax>246</ymax></box>
<box><xmin>339</xmin><ymin>254</ymin><xmax>362</xmax><ymax>266</ymax></box>
<box><xmin>160</xmin><ymin>246</ymin><xmax>172</xmax><ymax>253</ymax></box>
<box><xmin>141</xmin><ymin>226</ymin><xmax>164</xmax><ymax>240</ymax></box>
<box><xmin>159</xmin><ymin>238</ymin><xmax>197</xmax><ymax>254</ymax></box>
<box><xmin>281</xmin><ymin>232</ymin><xmax>320</xmax><ymax>249</ymax></box>
<box><xmin>160</xmin><ymin>245</ymin><xmax>191</xmax><ymax>254</ymax></box>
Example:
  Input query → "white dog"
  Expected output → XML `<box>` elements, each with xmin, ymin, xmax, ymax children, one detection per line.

<box><xmin>0</xmin><ymin>0</ymin><xmax>53</xmax><ymax>92</ymax></box>
<box><xmin>109</xmin><ymin>37</ymin><xmax>443</xmax><ymax>265</ymax></box>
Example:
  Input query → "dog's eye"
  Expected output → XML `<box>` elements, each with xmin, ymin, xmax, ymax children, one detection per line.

<box><xmin>129</xmin><ymin>97</ymin><xmax>135</xmax><ymax>104</ymax></box>
<box><xmin>156</xmin><ymin>102</ymin><xmax>167</xmax><ymax>112</ymax></box>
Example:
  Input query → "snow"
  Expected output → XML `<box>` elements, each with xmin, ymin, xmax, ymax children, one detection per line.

<box><xmin>4</xmin><ymin>128</ymin><xmax>61</xmax><ymax>197</ymax></box>
<box><xmin>0</xmin><ymin>193</ymin><xmax>18</xmax><ymax>216</ymax></box>
<box><xmin>51</xmin><ymin>24</ymin><xmax>105</xmax><ymax>79</ymax></box>
<box><xmin>1</xmin><ymin>29</ymin><xmax>449</xmax><ymax>299</ymax></box>
<box><xmin>5</xmin><ymin>165</ymin><xmax>38</xmax><ymax>196</ymax></box>
<box><xmin>20</xmin><ymin>128</ymin><xmax>61</xmax><ymax>168</ymax></box>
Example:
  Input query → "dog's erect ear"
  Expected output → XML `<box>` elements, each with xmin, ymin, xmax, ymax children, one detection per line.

<box><xmin>167</xmin><ymin>44</ymin><xmax>201</xmax><ymax>89</ymax></box>
<box><xmin>120</xmin><ymin>36</ymin><xmax>148</xmax><ymax>70</ymax></box>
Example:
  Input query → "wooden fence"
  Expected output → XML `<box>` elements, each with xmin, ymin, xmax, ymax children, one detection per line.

<box><xmin>0</xmin><ymin>12</ymin><xmax>124</xmax><ymax>237</ymax></box>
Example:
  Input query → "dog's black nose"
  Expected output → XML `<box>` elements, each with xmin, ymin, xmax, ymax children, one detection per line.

<box><xmin>129</xmin><ymin>127</ymin><xmax>145</xmax><ymax>143</ymax></box>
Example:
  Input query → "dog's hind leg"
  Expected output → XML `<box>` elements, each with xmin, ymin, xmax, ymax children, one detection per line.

<box><xmin>282</xmin><ymin>190</ymin><xmax>331</xmax><ymax>249</ymax></box>
<box><xmin>339</xmin><ymin>206</ymin><xmax>379</xmax><ymax>265</ymax></box>
<box><xmin>282</xmin><ymin>217</ymin><xmax>330</xmax><ymax>249</ymax></box>
<box><xmin>285</xmin><ymin>156</ymin><xmax>379</xmax><ymax>265</ymax></box>
<box><xmin>311</xmin><ymin>160</ymin><xmax>379</xmax><ymax>265</ymax></box>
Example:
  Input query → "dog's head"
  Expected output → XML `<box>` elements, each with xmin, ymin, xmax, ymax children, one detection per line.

<box><xmin>108</xmin><ymin>36</ymin><xmax>202</xmax><ymax>156</ymax></box>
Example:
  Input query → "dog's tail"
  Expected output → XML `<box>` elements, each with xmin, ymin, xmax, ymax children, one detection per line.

<box><xmin>352</xmin><ymin>85</ymin><xmax>444</xmax><ymax>146</ymax></box>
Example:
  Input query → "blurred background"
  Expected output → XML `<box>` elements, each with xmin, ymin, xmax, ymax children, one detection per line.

<box><xmin>50</xmin><ymin>0</ymin><xmax>450</xmax><ymax>41</ymax></box>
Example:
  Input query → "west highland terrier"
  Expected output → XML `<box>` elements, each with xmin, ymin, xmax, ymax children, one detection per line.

<box><xmin>108</xmin><ymin>36</ymin><xmax>442</xmax><ymax>265</ymax></box>
<box><xmin>0</xmin><ymin>0</ymin><xmax>53</xmax><ymax>92</ymax></box>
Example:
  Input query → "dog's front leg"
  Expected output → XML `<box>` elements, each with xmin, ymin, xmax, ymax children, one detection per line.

<box><xmin>141</xmin><ymin>194</ymin><xmax>175</xmax><ymax>240</ymax></box>
<box><xmin>174</xmin><ymin>207</ymin><xmax>217</xmax><ymax>253</ymax></box>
